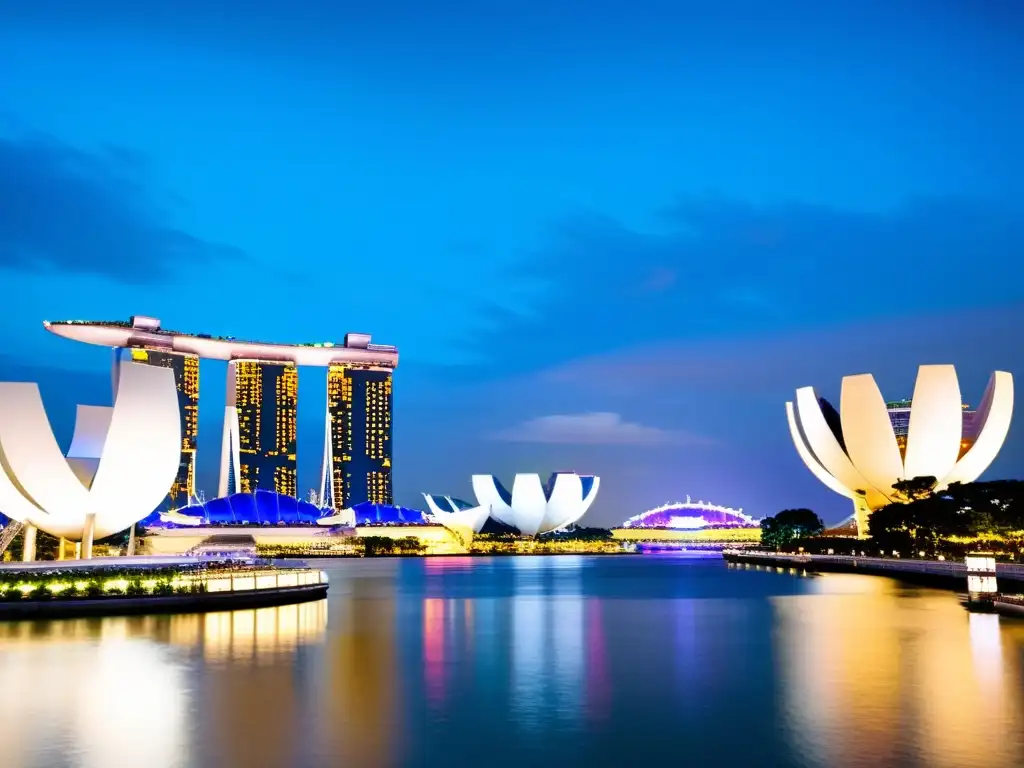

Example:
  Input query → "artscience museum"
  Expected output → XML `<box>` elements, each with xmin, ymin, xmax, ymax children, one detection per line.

<box><xmin>0</xmin><ymin>362</ymin><xmax>182</xmax><ymax>559</ymax></box>
<box><xmin>424</xmin><ymin>472</ymin><xmax>600</xmax><ymax>539</ymax></box>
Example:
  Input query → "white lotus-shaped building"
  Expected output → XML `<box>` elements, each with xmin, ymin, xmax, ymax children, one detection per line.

<box><xmin>421</xmin><ymin>494</ymin><xmax>490</xmax><ymax>544</ymax></box>
<box><xmin>0</xmin><ymin>362</ymin><xmax>181</xmax><ymax>557</ymax></box>
<box><xmin>470</xmin><ymin>472</ymin><xmax>600</xmax><ymax>536</ymax></box>
<box><xmin>786</xmin><ymin>365</ymin><xmax>1014</xmax><ymax>536</ymax></box>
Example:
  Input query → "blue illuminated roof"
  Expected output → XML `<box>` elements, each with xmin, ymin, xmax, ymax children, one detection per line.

<box><xmin>352</xmin><ymin>502</ymin><xmax>429</xmax><ymax>525</ymax></box>
<box><xmin>148</xmin><ymin>490</ymin><xmax>331</xmax><ymax>527</ymax></box>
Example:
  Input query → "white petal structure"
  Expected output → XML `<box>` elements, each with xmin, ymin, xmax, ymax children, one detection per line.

<box><xmin>0</xmin><ymin>362</ymin><xmax>181</xmax><ymax>543</ymax></box>
<box><xmin>422</xmin><ymin>494</ymin><xmax>490</xmax><ymax>544</ymax></box>
<box><xmin>468</xmin><ymin>472</ymin><xmax>600</xmax><ymax>536</ymax></box>
<box><xmin>787</xmin><ymin>365</ymin><xmax>1014</xmax><ymax>536</ymax></box>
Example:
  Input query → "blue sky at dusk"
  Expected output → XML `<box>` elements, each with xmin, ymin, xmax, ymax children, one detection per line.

<box><xmin>0</xmin><ymin>0</ymin><xmax>1021</xmax><ymax>526</ymax></box>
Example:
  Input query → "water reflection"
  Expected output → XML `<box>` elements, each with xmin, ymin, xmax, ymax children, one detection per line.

<box><xmin>3</xmin><ymin>558</ymin><xmax>1024</xmax><ymax>768</ymax></box>
<box><xmin>508</xmin><ymin>555</ymin><xmax>586</xmax><ymax>728</ymax></box>
<box><xmin>0</xmin><ymin>622</ymin><xmax>192</xmax><ymax>768</ymax></box>
<box><xmin>315</xmin><ymin>575</ymin><xmax>397</xmax><ymax>768</ymax></box>
<box><xmin>774</xmin><ymin>574</ymin><xmax>1024</xmax><ymax>768</ymax></box>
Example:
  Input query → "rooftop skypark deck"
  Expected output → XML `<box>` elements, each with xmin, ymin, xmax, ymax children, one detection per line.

<box><xmin>44</xmin><ymin>316</ymin><xmax>399</xmax><ymax>368</ymax></box>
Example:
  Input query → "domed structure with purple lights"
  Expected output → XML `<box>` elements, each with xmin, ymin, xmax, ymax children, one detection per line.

<box><xmin>622</xmin><ymin>497</ymin><xmax>757</xmax><ymax>530</ymax></box>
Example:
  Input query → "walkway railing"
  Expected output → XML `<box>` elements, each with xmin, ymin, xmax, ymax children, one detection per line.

<box><xmin>722</xmin><ymin>549</ymin><xmax>1024</xmax><ymax>580</ymax></box>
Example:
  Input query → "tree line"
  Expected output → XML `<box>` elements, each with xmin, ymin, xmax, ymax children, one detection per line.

<box><xmin>759</xmin><ymin>479</ymin><xmax>1024</xmax><ymax>558</ymax></box>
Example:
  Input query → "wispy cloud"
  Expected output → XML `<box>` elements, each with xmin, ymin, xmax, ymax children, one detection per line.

<box><xmin>459</xmin><ymin>196</ymin><xmax>1024</xmax><ymax>380</ymax></box>
<box><xmin>490</xmin><ymin>412</ymin><xmax>714</xmax><ymax>446</ymax></box>
<box><xmin>0</xmin><ymin>129</ymin><xmax>244</xmax><ymax>285</ymax></box>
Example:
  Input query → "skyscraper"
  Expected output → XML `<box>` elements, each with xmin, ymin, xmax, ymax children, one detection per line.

<box><xmin>113</xmin><ymin>347</ymin><xmax>199</xmax><ymax>507</ymax></box>
<box><xmin>321</xmin><ymin>364</ymin><xmax>393</xmax><ymax>509</ymax></box>
<box><xmin>221</xmin><ymin>359</ymin><xmax>298</xmax><ymax>497</ymax></box>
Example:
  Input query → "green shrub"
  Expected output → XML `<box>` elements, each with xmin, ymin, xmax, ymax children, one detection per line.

<box><xmin>126</xmin><ymin>581</ymin><xmax>146</xmax><ymax>596</ymax></box>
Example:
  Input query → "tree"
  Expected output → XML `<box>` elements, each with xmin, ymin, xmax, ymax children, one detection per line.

<box><xmin>760</xmin><ymin>508</ymin><xmax>825</xmax><ymax>550</ymax></box>
<box><xmin>891</xmin><ymin>475</ymin><xmax>937</xmax><ymax>503</ymax></box>
<box><xmin>868</xmin><ymin>480</ymin><xmax>1024</xmax><ymax>555</ymax></box>
<box><xmin>543</xmin><ymin>526</ymin><xmax>612</xmax><ymax>541</ymax></box>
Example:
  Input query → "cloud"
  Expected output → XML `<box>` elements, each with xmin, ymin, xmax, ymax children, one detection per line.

<box><xmin>458</xmin><ymin>196</ymin><xmax>1024</xmax><ymax>379</ymax></box>
<box><xmin>490</xmin><ymin>412</ymin><xmax>713</xmax><ymax>446</ymax></box>
<box><xmin>0</xmin><ymin>130</ymin><xmax>244</xmax><ymax>284</ymax></box>
<box><xmin>534</xmin><ymin>303</ymin><xmax>1024</xmax><ymax>400</ymax></box>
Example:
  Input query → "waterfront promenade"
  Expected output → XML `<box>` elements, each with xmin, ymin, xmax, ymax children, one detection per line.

<box><xmin>722</xmin><ymin>549</ymin><xmax>1024</xmax><ymax>592</ymax></box>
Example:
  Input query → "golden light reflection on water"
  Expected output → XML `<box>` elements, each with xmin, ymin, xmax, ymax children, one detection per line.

<box><xmin>774</xmin><ymin>574</ymin><xmax>1024</xmax><ymax>768</ymax></box>
<box><xmin>0</xmin><ymin>601</ymin><xmax>328</xmax><ymax>768</ymax></box>
<box><xmin>315</xmin><ymin>577</ymin><xmax>398</xmax><ymax>768</ymax></box>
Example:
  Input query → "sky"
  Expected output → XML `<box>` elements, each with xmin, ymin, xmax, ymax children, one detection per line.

<box><xmin>0</xmin><ymin>0</ymin><xmax>1021</xmax><ymax>526</ymax></box>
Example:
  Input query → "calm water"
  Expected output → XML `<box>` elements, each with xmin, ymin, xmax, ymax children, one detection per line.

<box><xmin>2</xmin><ymin>554</ymin><xmax>1023</xmax><ymax>768</ymax></box>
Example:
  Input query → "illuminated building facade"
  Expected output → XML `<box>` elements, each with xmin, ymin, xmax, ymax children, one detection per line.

<box><xmin>787</xmin><ymin>365</ymin><xmax>1014</xmax><ymax>536</ymax></box>
<box><xmin>113</xmin><ymin>347</ymin><xmax>199</xmax><ymax>506</ymax></box>
<box><xmin>887</xmin><ymin>399</ymin><xmax>979</xmax><ymax>461</ymax></box>
<box><xmin>321</xmin><ymin>365</ymin><xmax>393</xmax><ymax>508</ymax></box>
<box><xmin>45</xmin><ymin>317</ymin><xmax>399</xmax><ymax>507</ymax></box>
<box><xmin>221</xmin><ymin>360</ymin><xmax>298</xmax><ymax>497</ymax></box>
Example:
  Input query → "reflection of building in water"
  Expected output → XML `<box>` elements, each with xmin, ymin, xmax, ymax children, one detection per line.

<box><xmin>423</xmin><ymin>598</ymin><xmax>447</xmax><ymax>705</ymax></box>
<box><xmin>584</xmin><ymin>600</ymin><xmax>610</xmax><ymax>722</ymax></box>
<box><xmin>317</xmin><ymin>578</ymin><xmax>398</xmax><ymax>767</ymax></box>
<box><xmin>773</xmin><ymin>576</ymin><xmax>1024</xmax><ymax>768</ymax></box>
<box><xmin>0</xmin><ymin>623</ymin><xmax>189</xmax><ymax>768</ymax></box>
<box><xmin>509</xmin><ymin>557</ymin><xmax>585</xmax><ymax>727</ymax></box>
<box><xmin>177</xmin><ymin>601</ymin><xmax>327</xmax><ymax>663</ymax></box>
<box><xmin>181</xmin><ymin>603</ymin><xmax>328</xmax><ymax>768</ymax></box>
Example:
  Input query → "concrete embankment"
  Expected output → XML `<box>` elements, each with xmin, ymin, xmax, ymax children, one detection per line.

<box><xmin>722</xmin><ymin>550</ymin><xmax>1024</xmax><ymax>593</ymax></box>
<box><xmin>0</xmin><ymin>583</ymin><xmax>328</xmax><ymax>620</ymax></box>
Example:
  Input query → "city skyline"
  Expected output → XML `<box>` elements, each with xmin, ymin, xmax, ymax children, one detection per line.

<box><xmin>46</xmin><ymin>317</ymin><xmax>397</xmax><ymax>511</ymax></box>
<box><xmin>0</xmin><ymin>0</ymin><xmax>1021</xmax><ymax>526</ymax></box>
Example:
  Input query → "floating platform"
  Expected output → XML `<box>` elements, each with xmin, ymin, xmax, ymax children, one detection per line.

<box><xmin>0</xmin><ymin>556</ymin><xmax>328</xmax><ymax>620</ymax></box>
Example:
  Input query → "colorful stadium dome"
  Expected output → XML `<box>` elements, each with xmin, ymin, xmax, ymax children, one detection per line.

<box><xmin>622</xmin><ymin>497</ymin><xmax>758</xmax><ymax>530</ymax></box>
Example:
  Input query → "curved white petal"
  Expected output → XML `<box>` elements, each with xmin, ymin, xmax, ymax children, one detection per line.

<box><xmin>0</xmin><ymin>382</ymin><xmax>92</xmax><ymax>524</ymax></box>
<box><xmin>794</xmin><ymin>386</ymin><xmax>888</xmax><ymax>508</ymax></box>
<box><xmin>422</xmin><ymin>493</ymin><xmax>449</xmax><ymax>518</ymax></box>
<box><xmin>0</xmin><ymin>363</ymin><xmax>180</xmax><ymax>542</ymax></box>
<box><xmin>0</xmin><ymin>444</ymin><xmax>47</xmax><ymax>525</ymax></box>
<box><xmin>903</xmin><ymin>364</ymin><xmax>962</xmax><ymax>483</ymax></box>
<box><xmin>840</xmin><ymin>374</ymin><xmax>903</xmax><ymax>503</ymax></box>
<box><xmin>538</xmin><ymin>473</ymin><xmax>583</xmax><ymax>533</ymax></box>
<box><xmin>90</xmin><ymin>363</ymin><xmax>181</xmax><ymax>538</ymax></box>
<box><xmin>562</xmin><ymin>476</ymin><xmax>600</xmax><ymax>528</ymax></box>
<box><xmin>471</xmin><ymin>474</ymin><xmax>516</xmax><ymax>527</ymax></box>
<box><xmin>437</xmin><ymin>505</ymin><xmax>490</xmax><ymax>540</ymax></box>
<box><xmin>510</xmin><ymin>474</ymin><xmax>547</xmax><ymax>536</ymax></box>
<box><xmin>785</xmin><ymin>401</ymin><xmax>854</xmax><ymax>500</ymax></box>
<box><xmin>941</xmin><ymin>371</ymin><xmax>1014</xmax><ymax>488</ymax></box>
<box><xmin>66</xmin><ymin>405</ymin><xmax>113</xmax><ymax>488</ymax></box>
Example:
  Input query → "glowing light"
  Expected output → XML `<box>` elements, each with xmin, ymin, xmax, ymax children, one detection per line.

<box><xmin>622</xmin><ymin>496</ymin><xmax>757</xmax><ymax>529</ymax></box>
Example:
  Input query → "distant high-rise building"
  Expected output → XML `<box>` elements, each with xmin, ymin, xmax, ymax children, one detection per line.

<box><xmin>320</xmin><ymin>364</ymin><xmax>393</xmax><ymax>509</ymax></box>
<box><xmin>113</xmin><ymin>347</ymin><xmax>199</xmax><ymax>507</ymax></box>
<box><xmin>886</xmin><ymin>399</ymin><xmax>978</xmax><ymax>460</ymax></box>
<box><xmin>46</xmin><ymin>317</ymin><xmax>399</xmax><ymax>506</ymax></box>
<box><xmin>221</xmin><ymin>360</ymin><xmax>298</xmax><ymax>497</ymax></box>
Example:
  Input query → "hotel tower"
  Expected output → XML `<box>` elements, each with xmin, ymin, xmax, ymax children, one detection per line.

<box><xmin>44</xmin><ymin>317</ymin><xmax>399</xmax><ymax>510</ymax></box>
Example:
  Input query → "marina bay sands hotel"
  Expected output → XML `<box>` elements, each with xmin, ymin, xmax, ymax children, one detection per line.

<box><xmin>44</xmin><ymin>316</ymin><xmax>397</xmax><ymax>510</ymax></box>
